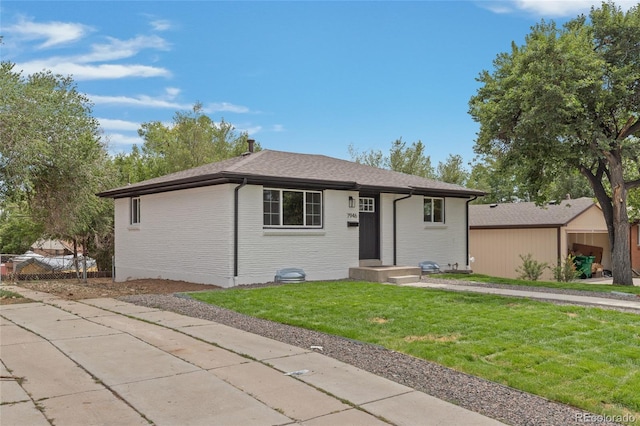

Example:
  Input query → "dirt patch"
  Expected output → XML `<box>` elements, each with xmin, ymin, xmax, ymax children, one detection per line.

<box><xmin>2</xmin><ymin>278</ymin><xmax>220</xmax><ymax>303</ymax></box>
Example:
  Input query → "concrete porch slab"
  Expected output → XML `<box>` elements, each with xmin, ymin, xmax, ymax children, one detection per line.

<box><xmin>349</xmin><ymin>265</ymin><xmax>422</xmax><ymax>283</ymax></box>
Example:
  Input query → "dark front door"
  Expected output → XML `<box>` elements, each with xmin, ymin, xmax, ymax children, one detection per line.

<box><xmin>359</xmin><ymin>194</ymin><xmax>380</xmax><ymax>260</ymax></box>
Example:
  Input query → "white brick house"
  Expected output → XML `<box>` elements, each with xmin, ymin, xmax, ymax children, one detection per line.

<box><xmin>99</xmin><ymin>147</ymin><xmax>483</xmax><ymax>287</ymax></box>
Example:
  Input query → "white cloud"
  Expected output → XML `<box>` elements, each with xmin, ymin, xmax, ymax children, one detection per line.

<box><xmin>102</xmin><ymin>132</ymin><xmax>144</xmax><ymax>148</ymax></box>
<box><xmin>165</xmin><ymin>87</ymin><xmax>181</xmax><ymax>99</ymax></box>
<box><xmin>5</xmin><ymin>17</ymin><xmax>91</xmax><ymax>48</ymax></box>
<box><xmin>240</xmin><ymin>125</ymin><xmax>263</xmax><ymax>135</ymax></box>
<box><xmin>90</xmin><ymin>93</ymin><xmax>191</xmax><ymax>109</ymax></box>
<box><xmin>271</xmin><ymin>124</ymin><xmax>285</xmax><ymax>132</ymax></box>
<box><xmin>150</xmin><ymin>19</ymin><xmax>172</xmax><ymax>31</ymax></box>
<box><xmin>77</xmin><ymin>35</ymin><xmax>170</xmax><ymax>63</ymax></box>
<box><xmin>499</xmin><ymin>0</ymin><xmax>639</xmax><ymax>17</ymax></box>
<box><xmin>98</xmin><ymin>118</ymin><xmax>141</xmax><ymax>131</ymax></box>
<box><xmin>205</xmin><ymin>102</ymin><xmax>251</xmax><ymax>114</ymax></box>
<box><xmin>16</xmin><ymin>60</ymin><xmax>170</xmax><ymax>80</ymax></box>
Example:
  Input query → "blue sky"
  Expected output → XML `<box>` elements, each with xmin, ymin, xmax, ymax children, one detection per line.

<box><xmin>2</xmin><ymin>1</ymin><xmax>636</xmax><ymax>168</ymax></box>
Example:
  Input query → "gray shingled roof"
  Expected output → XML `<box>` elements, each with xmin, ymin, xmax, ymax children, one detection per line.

<box><xmin>469</xmin><ymin>197</ymin><xmax>597</xmax><ymax>228</ymax></box>
<box><xmin>99</xmin><ymin>150</ymin><xmax>484</xmax><ymax>198</ymax></box>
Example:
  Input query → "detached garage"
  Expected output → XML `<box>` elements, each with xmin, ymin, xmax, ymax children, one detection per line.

<box><xmin>469</xmin><ymin>198</ymin><xmax>610</xmax><ymax>280</ymax></box>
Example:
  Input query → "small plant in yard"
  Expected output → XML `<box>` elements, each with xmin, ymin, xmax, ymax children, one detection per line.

<box><xmin>553</xmin><ymin>255</ymin><xmax>581</xmax><ymax>282</ymax></box>
<box><xmin>515</xmin><ymin>253</ymin><xmax>548</xmax><ymax>281</ymax></box>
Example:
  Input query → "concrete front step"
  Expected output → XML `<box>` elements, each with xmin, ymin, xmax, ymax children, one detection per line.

<box><xmin>388</xmin><ymin>275</ymin><xmax>421</xmax><ymax>285</ymax></box>
<box><xmin>349</xmin><ymin>266</ymin><xmax>422</xmax><ymax>283</ymax></box>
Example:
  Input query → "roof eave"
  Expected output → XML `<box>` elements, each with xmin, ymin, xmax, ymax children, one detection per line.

<box><xmin>470</xmin><ymin>223</ymin><xmax>563</xmax><ymax>230</ymax></box>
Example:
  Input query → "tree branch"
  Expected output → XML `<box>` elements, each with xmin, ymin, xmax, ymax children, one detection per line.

<box><xmin>618</xmin><ymin>117</ymin><xmax>640</xmax><ymax>140</ymax></box>
<box><xmin>625</xmin><ymin>178</ymin><xmax>640</xmax><ymax>191</ymax></box>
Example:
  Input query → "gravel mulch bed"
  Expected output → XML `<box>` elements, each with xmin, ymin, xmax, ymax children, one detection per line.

<box><xmin>120</xmin><ymin>283</ymin><xmax>628</xmax><ymax>426</ymax></box>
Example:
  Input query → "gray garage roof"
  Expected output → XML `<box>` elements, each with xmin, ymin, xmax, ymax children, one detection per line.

<box><xmin>98</xmin><ymin>149</ymin><xmax>484</xmax><ymax>199</ymax></box>
<box><xmin>469</xmin><ymin>197</ymin><xmax>597</xmax><ymax>228</ymax></box>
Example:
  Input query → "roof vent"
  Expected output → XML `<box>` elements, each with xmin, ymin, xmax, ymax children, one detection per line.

<box><xmin>274</xmin><ymin>268</ymin><xmax>306</xmax><ymax>283</ymax></box>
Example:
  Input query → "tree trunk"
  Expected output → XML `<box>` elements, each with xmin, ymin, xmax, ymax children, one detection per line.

<box><xmin>582</xmin><ymin>156</ymin><xmax>634</xmax><ymax>286</ymax></box>
<box><xmin>608</xmin><ymin>157</ymin><xmax>633</xmax><ymax>286</ymax></box>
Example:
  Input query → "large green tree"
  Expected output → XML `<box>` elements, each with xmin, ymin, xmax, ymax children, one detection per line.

<box><xmin>469</xmin><ymin>2</ymin><xmax>640</xmax><ymax>284</ymax></box>
<box><xmin>437</xmin><ymin>154</ymin><xmax>469</xmax><ymax>186</ymax></box>
<box><xmin>0</xmin><ymin>61</ymin><xmax>114</xmax><ymax>269</ymax></box>
<box><xmin>349</xmin><ymin>138</ymin><xmax>436</xmax><ymax>178</ymax></box>
<box><xmin>127</xmin><ymin>103</ymin><xmax>253</xmax><ymax>182</ymax></box>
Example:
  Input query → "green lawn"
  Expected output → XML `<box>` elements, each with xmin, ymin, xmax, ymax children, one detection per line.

<box><xmin>189</xmin><ymin>281</ymin><xmax>640</xmax><ymax>423</ymax></box>
<box><xmin>438</xmin><ymin>273</ymin><xmax>640</xmax><ymax>295</ymax></box>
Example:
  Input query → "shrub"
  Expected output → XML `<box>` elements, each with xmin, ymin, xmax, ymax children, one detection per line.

<box><xmin>515</xmin><ymin>254</ymin><xmax>548</xmax><ymax>281</ymax></box>
<box><xmin>552</xmin><ymin>255</ymin><xmax>581</xmax><ymax>282</ymax></box>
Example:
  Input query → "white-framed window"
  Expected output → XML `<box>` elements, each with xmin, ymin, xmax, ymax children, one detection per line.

<box><xmin>424</xmin><ymin>197</ymin><xmax>444</xmax><ymax>223</ymax></box>
<box><xmin>359</xmin><ymin>197</ymin><xmax>375</xmax><ymax>212</ymax></box>
<box><xmin>263</xmin><ymin>189</ymin><xmax>322</xmax><ymax>228</ymax></box>
<box><xmin>130</xmin><ymin>197</ymin><xmax>141</xmax><ymax>225</ymax></box>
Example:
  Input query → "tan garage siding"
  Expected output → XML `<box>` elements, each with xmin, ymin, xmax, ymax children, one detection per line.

<box><xmin>470</xmin><ymin>227</ymin><xmax>558</xmax><ymax>280</ymax></box>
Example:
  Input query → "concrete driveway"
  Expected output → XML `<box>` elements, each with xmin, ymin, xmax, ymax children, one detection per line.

<box><xmin>0</xmin><ymin>286</ymin><xmax>504</xmax><ymax>426</ymax></box>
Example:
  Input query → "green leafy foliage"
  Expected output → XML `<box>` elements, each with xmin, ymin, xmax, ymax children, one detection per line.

<box><xmin>437</xmin><ymin>154</ymin><xmax>469</xmax><ymax>185</ymax></box>
<box><xmin>349</xmin><ymin>138</ymin><xmax>436</xmax><ymax>179</ymax></box>
<box><xmin>115</xmin><ymin>103</ymin><xmax>254</xmax><ymax>184</ymax></box>
<box><xmin>515</xmin><ymin>253</ymin><xmax>549</xmax><ymax>281</ymax></box>
<box><xmin>0</xmin><ymin>61</ymin><xmax>114</xmax><ymax>269</ymax></box>
<box><xmin>0</xmin><ymin>202</ymin><xmax>44</xmax><ymax>254</ymax></box>
<box><xmin>552</xmin><ymin>255</ymin><xmax>582</xmax><ymax>282</ymax></box>
<box><xmin>469</xmin><ymin>2</ymin><xmax>640</xmax><ymax>284</ymax></box>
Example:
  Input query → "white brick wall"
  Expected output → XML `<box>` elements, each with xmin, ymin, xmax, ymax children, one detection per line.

<box><xmin>380</xmin><ymin>195</ymin><xmax>469</xmax><ymax>269</ymax></box>
<box><xmin>115</xmin><ymin>185</ymin><xmax>360</xmax><ymax>287</ymax></box>
<box><xmin>114</xmin><ymin>185</ymin><xmax>234</xmax><ymax>286</ymax></box>
<box><xmin>236</xmin><ymin>186</ymin><xmax>359</xmax><ymax>285</ymax></box>
<box><xmin>113</xmin><ymin>184</ymin><xmax>470</xmax><ymax>286</ymax></box>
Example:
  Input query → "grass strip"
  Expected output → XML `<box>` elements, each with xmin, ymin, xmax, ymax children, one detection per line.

<box><xmin>189</xmin><ymin>281</ymin><xmax>640</xmax><ymax>423</ymax></box>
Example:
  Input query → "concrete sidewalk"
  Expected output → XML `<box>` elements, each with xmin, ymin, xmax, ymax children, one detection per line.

<box><xmin>0</xmin><ymin>286</ymin><xmax>504</xmax><ymax>426</ymax></box>
<box><xmin>403</xmin><ymin>281</ymin><xmax>640</xmax><ymax>311</ymax></box>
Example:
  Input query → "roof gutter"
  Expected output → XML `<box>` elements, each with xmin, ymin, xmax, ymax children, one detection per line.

<box><xmin>234</xmin><ymin>178</ymin><xmax>248</xmax><ymax>281</ymax></box>
<box><xmin>393</xmin><ymin>192</ymin><xmax>413</xmax><ymax>265</ymax></box>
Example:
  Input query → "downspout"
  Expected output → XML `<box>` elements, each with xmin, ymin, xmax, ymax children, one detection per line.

<box><xmin>234</xmin><ymin>178</ymin><xmax>248</xmax><ymax>281</ymax></box>
<box><xmin>466</xmin><ymin>196</ymin><xmax>478</xmax><ymax>269</ymax></box>
<box><xmin>393</xmin><ymin>192</ymin><xmax>413</xmax><ymax>265</ymax></box>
